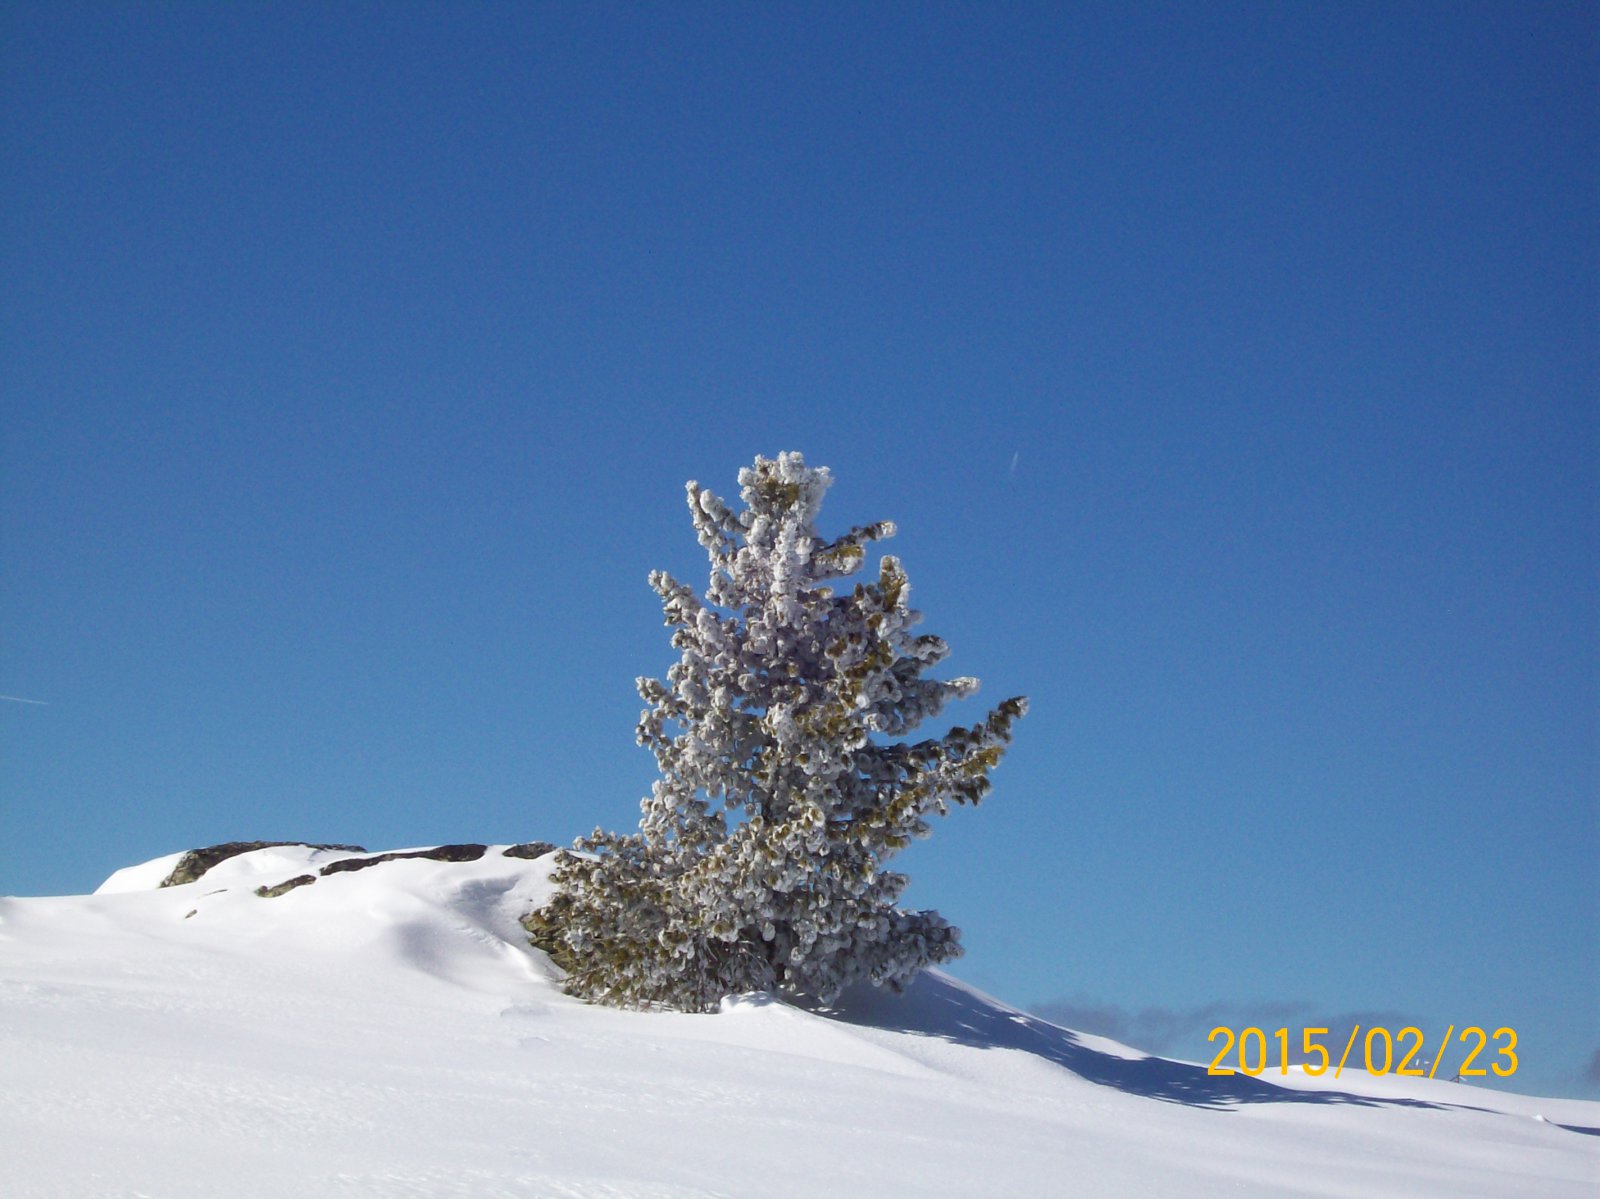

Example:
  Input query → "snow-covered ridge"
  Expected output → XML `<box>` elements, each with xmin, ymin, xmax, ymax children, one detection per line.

<box><xmin>2</xmin><ymin>844</ymin><xmax>1595</xmax><ymax>1197</ymax></box>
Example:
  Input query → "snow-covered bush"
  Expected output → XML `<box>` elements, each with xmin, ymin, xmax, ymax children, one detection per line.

<box><xmin>525</xmin><ymin>452</ymin><xmax>1025</xmax><ymax>1012</ymax></box>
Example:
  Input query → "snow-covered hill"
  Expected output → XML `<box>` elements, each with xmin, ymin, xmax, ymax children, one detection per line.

<box><xmin>2</xmin><ymin>844</ymin><xmax>1594</xmax><ymax>1197</ymax></box>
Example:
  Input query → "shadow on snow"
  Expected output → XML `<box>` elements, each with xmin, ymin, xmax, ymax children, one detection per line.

<box><xmin>820</xmin><ymin>971</ymin><xmax>1473</xmax><ymax>1114</ymax></box>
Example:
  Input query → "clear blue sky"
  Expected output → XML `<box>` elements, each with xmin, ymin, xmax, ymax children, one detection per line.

<box><xmin>3</xmin><ymin>2</ymin><xmax>1594</xmax><ymax>1098</ymax></box>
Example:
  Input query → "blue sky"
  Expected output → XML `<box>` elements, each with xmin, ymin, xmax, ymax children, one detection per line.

<box><xmin>3</xmin><ymin>3</ymin><xmax>1594</xmax><ymax>1097</ymax></box>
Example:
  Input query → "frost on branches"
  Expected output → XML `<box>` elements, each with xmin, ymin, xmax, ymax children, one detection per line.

<box><xmin>524</xmin><ymin>452</ymin><xmax>1026</xmax><ymax>1012</ymax></box>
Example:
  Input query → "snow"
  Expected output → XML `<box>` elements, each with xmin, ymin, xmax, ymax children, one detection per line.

<box><xmin>92</xmin><ymin>850</ymin><xmax>188</xmax><ymax>894</ymax></box>
<box><xmin>2</xmin><ymin>844</ymin><xmax>1595</xmax><ymax>1197</ymax></box>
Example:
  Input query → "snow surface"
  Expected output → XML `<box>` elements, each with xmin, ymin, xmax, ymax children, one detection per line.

<box><xmin>2</xmin><ymin>845</ymin><xmax>1595</xmax><ymax>1198</ymax></box>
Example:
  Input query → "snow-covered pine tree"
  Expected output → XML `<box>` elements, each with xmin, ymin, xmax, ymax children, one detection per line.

<box><xmin>525</xmin><ymin>452</ymin><xmax>1025</xmax><ymax>1012</ymax></box>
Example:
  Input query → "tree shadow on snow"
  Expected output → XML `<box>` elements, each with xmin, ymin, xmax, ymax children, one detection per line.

<box><xmin>818</xmin><ymin>971</ymin><xmax>1463</xmax><ymax>1114</ymax></box>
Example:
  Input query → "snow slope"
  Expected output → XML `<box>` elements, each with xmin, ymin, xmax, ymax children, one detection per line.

<box><xmin>1</xmin><ymin>844</ymin><xmax>1594</xmax><ymax>1198</ymax></box>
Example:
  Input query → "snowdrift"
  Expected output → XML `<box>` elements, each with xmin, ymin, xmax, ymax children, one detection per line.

<box><xmin>1</xmin><ymin>844</ymin><xmax>1594</xmax><ymax>1197</ymax></box>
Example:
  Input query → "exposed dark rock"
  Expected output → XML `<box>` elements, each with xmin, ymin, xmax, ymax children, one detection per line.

<box><xmin>171</xmin><ymin>840</ymin><xmax>535</xmax><ymax>900</ymax></box>
<box><xmin>503</xmin><ymin>841</ymin><xmax>558</xmax><ymax>860</ymax></box>
<box><xmin>160</xmin><ymin>841</ymin><xmax>367</xmax><ymax>888</ymax></box>
<box><xmin>254</xmin><ymin>874</ymin><xmax>317</xmax><ymax>899</ymax></box>
<box><xmin>318</xmin><ymin>844</ymin><xmax>489</xmax><ymax>876</ymax></box>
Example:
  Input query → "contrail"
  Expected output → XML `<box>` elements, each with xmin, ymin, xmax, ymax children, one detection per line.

<box><xmin>1009</xmin><ymin>451</ymin><xmax>1019</xmax><ymax>477</ymax></box>
<box><xmin>0</xmin><ymin>695</ymin><xmax>48</xmax><ymax>705</ymax></box>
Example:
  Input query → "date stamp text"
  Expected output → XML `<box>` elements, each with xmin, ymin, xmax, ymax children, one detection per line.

<box><xmin>1206</xmin><ymin>1025</ymin><xmax>1518</xmax><ymax>1079</ymax></box>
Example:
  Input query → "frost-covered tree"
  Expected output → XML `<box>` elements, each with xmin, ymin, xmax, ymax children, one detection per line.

<box><xmin>525</xmin><ymin>452</ymin><xmax>1025</xmax><ymax>1012</ymax></box>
